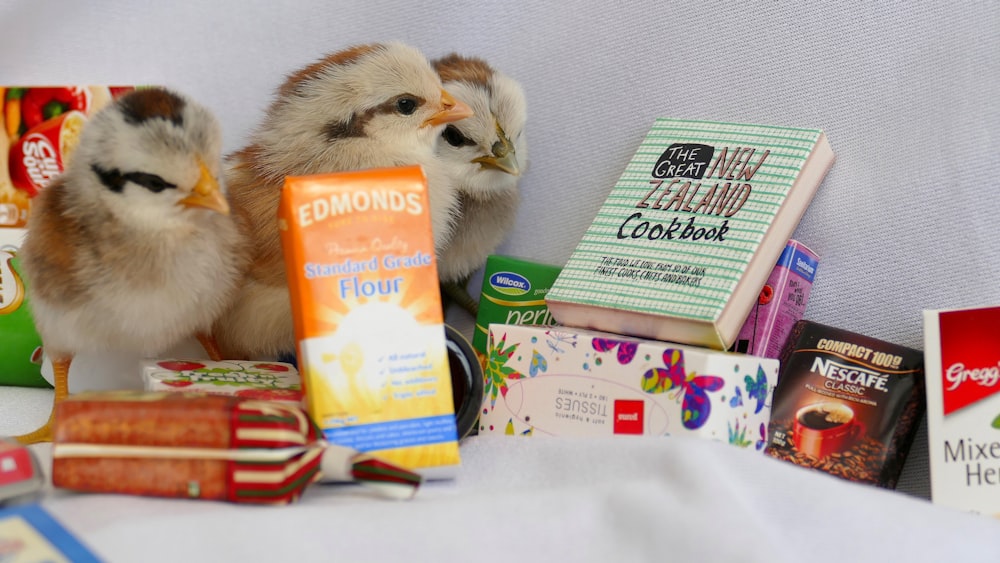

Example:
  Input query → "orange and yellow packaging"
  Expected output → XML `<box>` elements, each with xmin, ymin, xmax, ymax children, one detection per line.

<box><xmin>278</xmin><ymin>165</ymin><xmax>460</xmax><ymax>477</ymax></box>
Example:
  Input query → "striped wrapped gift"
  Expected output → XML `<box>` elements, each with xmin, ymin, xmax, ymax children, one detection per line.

<box><xmin>52</xmin><ymin>392</ymin><xmax>327</xmax><ymax>505</ymax></box>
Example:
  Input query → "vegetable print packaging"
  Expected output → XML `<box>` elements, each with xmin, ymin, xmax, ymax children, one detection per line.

<box><xmin>278</xmin><ymin>166</ymin><xmax>460</xmax><ymax>477</ymax></box>
<box><xmin>1</xmin><ymin>86</ymin><xmax>136</xmax><ymax>227</ymax></box>
<box><xmin>482</xmin><ymin>323</ymin><xmax>778</xmax><ymax>449</ymax></box>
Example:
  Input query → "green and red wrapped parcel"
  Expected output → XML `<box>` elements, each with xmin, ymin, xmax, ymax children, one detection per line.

<box><xmin>51</xmin><ymin>392</ymin><xmax>422</xmax><ymax>504</ymax></box>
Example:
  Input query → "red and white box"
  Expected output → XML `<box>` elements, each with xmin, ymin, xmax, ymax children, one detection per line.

<box><xmin>480</xmin><ymin>324</ymin><xmax>778</xmax><ymax>449</ymax></box>
<box><xmin>0</xmin><ymin>438</ymin><xmax>44</xmax><ymax>504</ymax></box>
<box><xmin>923</xmin><ymin>305</ymin><xmax>1000</xmax><ymax>516</ymax></box>
<box><xmin>141</xmin><ymin>359</ymin><xmax>302</xmax><ymax>405</ymax></box>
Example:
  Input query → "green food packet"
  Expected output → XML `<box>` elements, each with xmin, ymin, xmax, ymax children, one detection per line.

<box><xmin>0</xmin><ymin>248</ymin><xmax>47</xmax><ymax>388</ymax></box>
<box><xmin>473</xmin><ymin>255</ymin><xmax>563</xmax><ymax>366</ymax></box>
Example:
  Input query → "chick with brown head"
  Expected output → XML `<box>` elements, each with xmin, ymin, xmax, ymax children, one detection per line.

<box><xmin>432</xmin><ymin>54</ymin><xmax>527</xmax><ymax>316</ymax></box>
<box><xmin>16</xmin><ymin>87</ymin><xmax>244</xmax><ymax>443</ymax></box>
<box><xmin>215</xmin><ymin>42</ymin><xmax>472</xmax><ymax>360</ymax></box>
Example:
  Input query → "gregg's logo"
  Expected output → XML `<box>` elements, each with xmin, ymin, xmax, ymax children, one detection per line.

<box><xmin>651</xmin><ymin>143</ymin><xmax>714</xmax><ymax>179</ymax></box>
<box><xmin>489</xmin><ymin>272</ymin><xmax>530</xmax><ymax>296</ymax></box>
<box><xmin>939</xmin><ymin>306</ymin><xmax>1000</xmax><ymax>415</ymax></box>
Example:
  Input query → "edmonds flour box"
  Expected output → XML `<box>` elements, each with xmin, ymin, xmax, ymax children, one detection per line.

<box><xmin>278</xmin><ymin>166</ymin><xmax>460</xmax><ymax>478</ymax></box>
<box><xmin>924</xmin><ymin>305</ymin><xmax>1000</xmax><ymax>516</ymax></box>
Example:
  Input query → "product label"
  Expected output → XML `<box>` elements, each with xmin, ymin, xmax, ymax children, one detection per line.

<box><xmin>0</xmin><ymin>248</ymin><xmax>45</xmax><ymax>387</ymax></box>
<box><xmin>925</xmin><ymin>306</ymin><xmax>1000</xmax><ymax>514</ymax></box>
<box><xmin>481</xmin><ymin>324</ymin><xmax>778</xmax><ymax>449</ymax></box>
<box><xmin>0</xmin><ymin>505</ymin><xmax>101</xmax><ymax>562</ymax></box>
<box><xmin>473</xmin><ymin>256</ymin><xmax>562</xmax><ymax>361</ymax></box>
<box><xmin>731</xmin><ymin>240</ymin><xmax>818</xmax><ymax>359</ymax></box>
<box><xmin>1</xmin><ymin>85</ymin><xmax>136</xmax><ymax>227</ymax></box>
<box><xmin>765</xmin><ymin>321</ymin><xmax>924</xmax><ymax>488</ymax></box>
<box><xmin>613</xmin><ymin>400</ymin><xmax>645</xmax><ymax>434</ymax></box>
<box><xmin>0</xmin><ymin>446</ymin><xmax>35</xmax><ymax>487</ymax></box>
<box><xmin>779</xmin><ymin>243</ymin><xmax>819</xmax><ymax>283</ymax></box>
<box><xmin>279</xmin><ymin>167</ymin><xmax>459</xmax><ymax>473</ymax></box>
<box><xmin>548</xmin><ymin>119</ymin><xmax>827</xmax><ymax>329</ymax></box>
<box><xmin>939</xmin><ymin>308</ymin><xmax>1000</xmax><ymax>415</ymax></box>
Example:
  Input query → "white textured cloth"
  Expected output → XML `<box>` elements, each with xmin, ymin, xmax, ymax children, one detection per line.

<box><xmin>18</xmin><ymin>435</ymin><xmax>1000</xmax><ymax>563</ymax></box>
<box><xmin>1</xmin><ymin>1</ymin><xmax>998</xmax><ymax>560</ymax></box>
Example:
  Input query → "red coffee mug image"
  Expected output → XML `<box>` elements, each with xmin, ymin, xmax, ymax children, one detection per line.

<box><xmin>792</xmin><ymin>401</ymin><xmax>865</xmax><ymax>459</ymax></box>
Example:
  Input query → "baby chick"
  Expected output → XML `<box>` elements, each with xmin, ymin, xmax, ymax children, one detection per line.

<box><xmin>215</xmin><ymin>42</ymin><xmax>473</xmax><ymax>360</ymax></box>
<box><xmin>432</xmin><ymin>54</ymin><xmax>527</xmax><ymax>316</ymax></box>
<box><xmin>16</xmin><ymin>87</ymin><xmax>244</xmax><ymax>444</ymax></box>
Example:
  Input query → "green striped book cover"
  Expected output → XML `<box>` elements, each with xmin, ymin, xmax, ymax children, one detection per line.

<box><xmin>546</xmin><ymin>118</ymin><xmax>835</xmax><ymax>350</ymax></box>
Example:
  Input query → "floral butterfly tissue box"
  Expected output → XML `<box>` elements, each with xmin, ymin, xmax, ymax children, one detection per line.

<box><xmin>141</xmin><ymin>359</ymin><xmax>303</xmax><ymax>405</ymax></box>
<box><xmin>481</xmin><ymin>324</ymin><xmax>777</xmax><ymax>449</ymax></box>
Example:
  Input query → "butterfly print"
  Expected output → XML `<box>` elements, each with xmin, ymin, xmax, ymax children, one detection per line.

<box><xmin>529</xmin><ymin>349</ymin><xmax>548</xmax><ymax>377</ymax></box>
<box><xmin>641</xmin><ymin>349</ymin><xmax>724</xmax><ymax>430</ymax></box>
<box><xmin>745</xmin><ymin>366</ymin><xmax>769</xmax><ymax>414</ymax></box>
<box><xmin>591</xmin><ymin>337</ymin><xmax>638</xmax><ymax>364</ymax></box>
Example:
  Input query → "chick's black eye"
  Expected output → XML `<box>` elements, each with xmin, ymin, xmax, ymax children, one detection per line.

<box><xmin>442</xmin><ymin>125</ymin><xmax>473</xmax><ymax>148</ymax></box>
<box><xmin>395</xmin><ymin>97</ymin><xmax>417</xmax><ymax>115</ymax></box>
<box><xmin>122</xmin><ymin>172</ymin><xmax>176</xmax><ymax>193</ymax></box>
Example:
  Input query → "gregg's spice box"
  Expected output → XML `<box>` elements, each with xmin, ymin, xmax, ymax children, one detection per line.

<box><xmin>923</xmin><ymin>305</ymin><xmax>1000</xmax><ymax>517</ymax></box>
<box><xmin>481</xmin><ymin>323</ymin><xmax>778</xmax><ymax>450</ymax></box>
<box><xmin>765</xmin><ymin>320</ymin><xmax>925</xmax><ymax>488</ymax></box>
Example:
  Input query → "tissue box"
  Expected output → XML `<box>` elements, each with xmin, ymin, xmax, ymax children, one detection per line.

<box><xmin>141</xmin><ymin>359</ymin><xmax>302</xmax><ymax>404</ymax></box>
<box><xmin>481</xmin><ymin>324</ymin><xmax>778</xmax><ymax>448</ymax></box>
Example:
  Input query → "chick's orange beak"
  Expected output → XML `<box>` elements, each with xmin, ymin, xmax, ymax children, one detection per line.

<box><xmin>472</xmin><ymin>118</ymin><xmax>520</xmax><ymax>176</ymax></box>
<box><xmin>422</xmin><ymin>89</ymin><xmax>473</xmax><ymax>128</ymax></box>
<box><xmin>179</xmin><ymin>160</ymin><xmax>230</xmax><ymax>215</ymax></box>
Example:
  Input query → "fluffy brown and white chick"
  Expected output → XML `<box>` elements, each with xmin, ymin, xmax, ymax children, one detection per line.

<box><xmin>432</xmin><ymin>54</ymin><xmax>527</xmax><ymax>316</ymax></box>
<box><xmin>215</xmin><ymin>42</ymin><xmax>472</xmax><ymax>360</ymax></box>
<box><xmin>16</xmin><ymin>87</ymin><xmax>244</xmax><ymax>444</ymax></box>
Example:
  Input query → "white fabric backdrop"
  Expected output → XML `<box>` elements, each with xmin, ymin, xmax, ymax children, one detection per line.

<box><xmin>1</xmin><ymin>1</ymin><xmax>998</xmax><ymax>560</ymax></box>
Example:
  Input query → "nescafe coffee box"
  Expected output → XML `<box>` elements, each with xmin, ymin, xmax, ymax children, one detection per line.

<box><xmin>923</xmin><ymin>305</ymin><xmax>1000</xmax><ymax>516</ymax></box>
<box><xmin>480</xmin><ymin>323</ymin><xmax>778</xmax><ymax>449</ymax></box>
<box><xmin>765</xmin><ymin>320</ymin><xmax>925</xmax><ymax>488</ymax></box>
